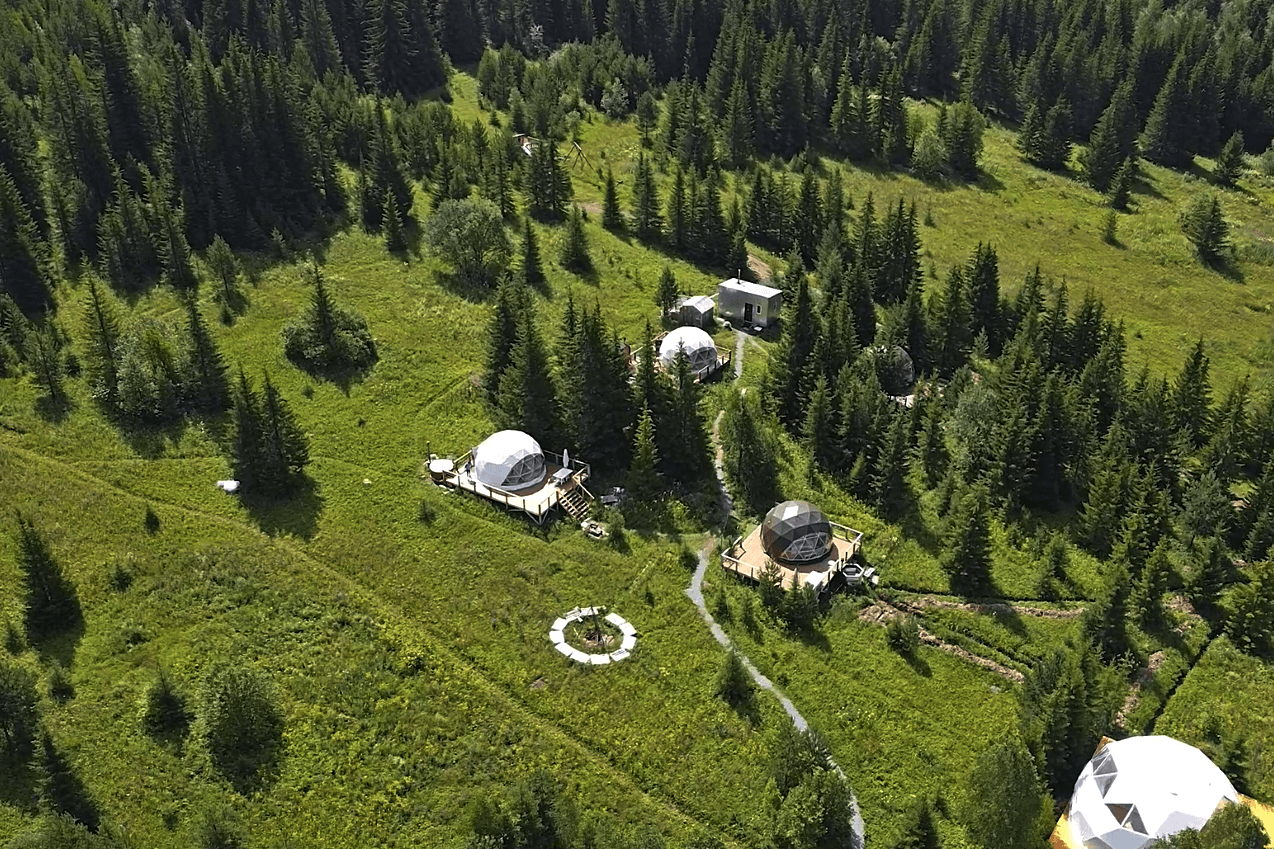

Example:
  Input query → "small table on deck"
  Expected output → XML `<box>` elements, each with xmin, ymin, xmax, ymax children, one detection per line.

<box><xmin>552</xmin><ymin>467</ymin><xmax>573</xmax><ymax>486</ymax></box>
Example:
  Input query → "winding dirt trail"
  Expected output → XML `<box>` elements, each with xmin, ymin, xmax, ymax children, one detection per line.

<box><xmin>683</xmin><ymin>346</ymin><xmax>865</xmax><ymax>848</ymax></box>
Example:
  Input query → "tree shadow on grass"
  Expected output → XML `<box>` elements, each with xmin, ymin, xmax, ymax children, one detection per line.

<box><xmin>216</xmin><ymin>288</ymin><xmax>251</xmax><ymax>326</ymax></box>
<box><xmin>34</xmin><ymin>616</ymin><xmax>86</xmax><ymax>671</ymax></box>
<box><xmin>287</xmin><ymin>356</ymin><xmax>375</xmax><ymax>397</ymax></box>
<box><xmin>1208</xmin><ymin>255</ymin><xmax>1245</xmax><ymax>284</ymax></box>
<box><xmin>727</xmin><ymin>692</ymin><xmax>762</xmax><ymax>725</ymax></box>
<box><xmin>0</xmin><ymin>761</ymin><xmax>38</xmax><ymax>812</ymax></box>
<box><xmin>216</xmin><ymin>741</ymin><xmax>285</xmax><ymax>796</ymax></box>
<box><xmin>987</xmin><ymin>603</ymin><xmax>1029</xmax><ymax>638</ymax></box>
<box><xmin>1132</xmin><ymin>173</ymin><xmax>1168</xmax><ymax>202</ymax></box>
<box><xmin>434</xmin><ymin>269</ymin><xmax>501</xmax><ymax>304</ymax></box>
<box><xmin>902</xmin><ymin>648</ymin><xmax>932</xmax><ymax>677</ymax></box>
<box><xmin>116</xmin><ymin>417</ymin><xmax>191</xmax><ymax>460</ymax></box>
<box><xmin>972</xmin><ymin>170</ymin><xmax>1007</xmax><ymax>193</ymax></box>
<box><xmin>34</xmin><ymin>393</ymin><xmax>74</xmax><ymax>424</ymax></box>
<box><xmin>239</xmin><ymin>476</ymin><xmax>323</xmax><ymax>540</ymax></box>
<box><xmin>37</xmin><ymin>732</ymin><xmax>101</xmax><ymax>832</ymax></box>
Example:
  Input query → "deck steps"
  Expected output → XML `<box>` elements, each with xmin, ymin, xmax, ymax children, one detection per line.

<box><xmin>559</xmin><ymin>486</ymin><xmax>591</xmax><ymax>520</ymax></box>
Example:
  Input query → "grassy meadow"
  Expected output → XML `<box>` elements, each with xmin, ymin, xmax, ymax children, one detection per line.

<box><xmin>4</xmin><ymin>69</ymin><xmax>1274</xmax><ymax>845</ymax></box>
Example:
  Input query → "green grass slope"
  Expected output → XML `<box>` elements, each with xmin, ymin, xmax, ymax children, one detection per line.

<box><xmin>4</xmin><ymin>71</ymin><xmax>1274</xmax><ymax>845</ymax></box>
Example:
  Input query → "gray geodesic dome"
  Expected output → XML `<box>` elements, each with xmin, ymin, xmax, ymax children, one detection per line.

<box><xmin>473</xmin><ymin>430</ymin><xmax>547</xmax><ymax>491</ymax></box>
<box><xmin>761</xmin><ymin>501</ymin><xmax>833</xmax><ymax>564</ymax></box>
<box><xmin>1067</xmin><ymin>736</ymin><xmax>1239</xmax><ymax>849</ymax></box>
<box><xmin>659</xmin><ymin>327</ymin><xmax>719</xmax><ymax>374</ymax></box>
<box><xmin>870</xmin><ymin>345</ymin><xmax>916</xmax><ymax>396</ymax></box>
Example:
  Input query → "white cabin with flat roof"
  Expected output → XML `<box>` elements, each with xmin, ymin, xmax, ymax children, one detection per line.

<box><xmin>717</xmin><ymin>278</ymin><xmax>781</xmax><ymax>328</ymax></box>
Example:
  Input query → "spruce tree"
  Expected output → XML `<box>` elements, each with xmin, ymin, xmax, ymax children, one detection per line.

<box><xmin>721</xmin><ymin>389</ymin><xmax>779</xmax><ymax>515</ymax></box>
<box><xmin>383</xmin><ymin>190</ymin><xmax>407</xmax><ymax>252</ymax></box>
<box><xmin>803</xmin><ymin>375</ymin><xmax>837</xmax><ymax>471</ymax></box>
<box><xmin>82</xmin><ymin>277</ymin><xmax>122</xmax><ymax>407</ymax></box>
<box><xmin>1037</xmin><ymin>532</ymin><xmax>1069</xmax><ymax>599</ymax></box>
<box><xmin>943</xmin><ymin>100</ymin><xmax>985</xmax><ymax>180</ymax></box>
<box><xmin>872</xmin><ymin>410</ymin><xmax>911</xmax><ymax>520</ymax></box>
<box><xmin>206</xmin><ymin>236</ymin><xmax>243</xmax><ymax>316</ymax></box>
<box><xmin>497</xmin><ymin>310</ymin><xmax>559</xmax><ymax>442</ymax></box>
<box><xmin>1131</xmin><ymin>541</ymin><xmax>1174</xmax><ymax>630</ymax></box>
<box><xmin>183</xmin><ymin>302</ymin><xmax>231</xmax><ymax>415</ymax></box>
<box><xmin>526</xmin><ymin>141</ymin><xmax>571</xmax><ymax>221</ymax></box>
<box><xmin>26</xmin><ymin>322</ymin><xmax>66</xmax><ymax>401</ymax></box>
<box><xmin>299</xmin><ymin>0</ymin><xmax>343</xmax><ymax>77</ymax></box>
<box><xmin>1179</xmin><ymin>194</ymin><xmax>1229</xmax><ymax>265</ymax></box>
<box><xmin>1214</xmin><ymin>131</ymin><xmax>1245</xmax><ymax>186</ymax></box>
<box><xmin>655</xmin><ymin>265</ymin><xmax>679</xmax><ymax>317</ymax></box>
<box><xmin>560</xmin><ymin>205</ymin><xmax>592</xmax><ymax>274</ymax></box>
<box><xmin>662</xmin><ymin>351</ymin><xmax>714</xmax><ymax>485</ymax></box>
<box><xmin>602</xmin><ymin>167</ymin><xmax>623</xmax><ymax>230</ymax></box>
<box><xmin>1188</xmin><ymin>536</ymin><xmax>1238</xmax><ymax>613</ymax></box>
<box><xmin>1107</xmin><ymin>158</ymin><xmax>1135</xmax><ymax>210</ymax></box>
<box><xmin>484</xmin><ymin>279</ymin><xmax>524</xmax><ymax>407</ymax></box>
<box><xmin>435</xmin><ymin>0</ymin><xmax>484</xmax><ymax>63</ymax></box>
<box><xmin>845</xmin><ymin>263</ymin><xmax>876</xmax><ymax>347</ymax></box>
<box><xmin>257</xmin><ymin>374</ymin><xmax>311</xmax><ymax>495</ymax></box>
<box><xmin>1082</xmin><ymin>79</ymin><xmax>1137</xmax><ymax>193</ymax></box>
<box><xmin>966</xmin><ymin>242</ymin><xmax>1000</xmax><ymax>354</ymax></box>
<box><xmin>1171</xmin><ymin>339</ymin><xmax>1213</xmax><ymax>449</ymax></box>
<box><xmin>1081</xmin><ymin>560</ymin><xmax>1132</xmax><ymax>663</ymax></box>
<box><xmin>14</xmin><ymin>514</ymin><xmax>82</xmax><ymax>644</ymax></box>
<box><xmin>1017</xmin><ymin>101</ymin><xmax>1045</xmax><ymax>163</ymax></box>
<box><xmin>943</xmin><ymin>484</ymin><xmax>993</xmax><ymax>595</ymax></box>
<box><xmin>0</xmin><ymin>83</ymin><xmax>48</xmax><ymax>238</ymax></box>
<box><xmin>520</xmin><ymin>216</ymin><xmax>544</xmax><ymax>288</ymax></box>
<box><xmin>0</xmin><ymin>166</ymin><xmax>52</xmax><ymax>315</ymax></box>
<box><xmin>630</xmin><ymin>152</ymin><xmax>661</xmax><ymax>241</ymax></box>
<box><xmin>914</xmin><ymin>394</ymin><xmax>947</xmax><ymax>487</ymax></box>
<box><xmin>665</xmin><ymin>167</ymin><xmax>687</xmax><ymax>251</ymax></box>
<box><xmin>1140</xmin><ymin>56</ymin><xmax>1192</xmax><ymax>170</ymax></box>
<box><xmin>628</xmin><ymin>404</ymin><xmax>663</xmax><ymax>507</ymax></box>
<box><xmin>1038</xmin><ymin>100</ymin><xmax>1074</xmax><ymax>172</ymax></box>
<box><xmin>959</xmin><ymin>732</ymin><xmax>1047</xmax><ymax>849</ymax></box>
<box><xmin>232</xmin><ymin>368</ymin><xmax>267</xmax><ymax>492</ymax></box>
<box><xmin>364</xmin><ymin>0</ymin><xmax>445</xmax><ymax>97</ymax></box>
<box><xmin>767</xmin><ymin>274</ymin><xmax>821</xmax><ymax>430</ymax></box>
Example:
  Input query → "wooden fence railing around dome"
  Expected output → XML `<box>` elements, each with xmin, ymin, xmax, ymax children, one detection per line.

<box><xmin>425</xmin><ymin>448</ymin><xmax>592</xmax><ymax>525</ymax></box>
<box><xmin>721</xmin><ymin>522</ymin><xmax>866</xmax><ymax>594</ymax></box>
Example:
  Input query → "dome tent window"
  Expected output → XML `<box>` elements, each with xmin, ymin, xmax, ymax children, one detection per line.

<box><xmin>474</xmin><ymin>430</ymin><xmax>547</xmax><ymax>491</ymax></box>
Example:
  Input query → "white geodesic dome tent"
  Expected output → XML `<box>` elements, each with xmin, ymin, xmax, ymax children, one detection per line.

<box><xmin>1068</xmin><ymin>736</ymin><xmax>1239</xmax><ymax>849</ymax></box>
<box><xmin>659</xmin><ymin>327</ymin><xmax>719</xmax><ymax>375</ymax></box>
<box><xmin>473</xmin><ymin>430</ymin><xmax>547</xmax><ymax>491</ymax></box>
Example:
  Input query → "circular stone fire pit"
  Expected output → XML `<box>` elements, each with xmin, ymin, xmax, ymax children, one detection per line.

<box><xmin>549</xmin><ymin>607</ymin><xmax>637</xmax><ymax>665</ymax></box>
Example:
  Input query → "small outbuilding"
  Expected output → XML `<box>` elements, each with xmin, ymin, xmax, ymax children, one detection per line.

<box><xmin>659</xmin><ymin>326</ymin><xmax>721</xmax><ymax>378</ymax></box>
<box><xmin>717</xmin><ymin>278</ymin><xmax>782</xmax><ymax>328</ymax></box>
<box><xmin>678</xmin><ymin>295</ymin><xmax>715</xmax><ymax>329</ymax></box>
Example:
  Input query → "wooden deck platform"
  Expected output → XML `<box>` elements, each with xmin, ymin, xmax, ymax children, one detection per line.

<box><xmin>722</xmin><ymin>522</ymin><xmax>864</xmax><ymax>594</ymax></box>
<box><xmin>630</xmin><ymin>331</ymin><xmax>733</xmax><ymax>382</ymax></box>
<box><xmin>430</xmin><ymin>450</ymin><xmax>593</xmax><ymax>524</ymax></box>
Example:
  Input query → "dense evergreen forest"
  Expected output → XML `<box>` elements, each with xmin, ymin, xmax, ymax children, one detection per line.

<box><xmin>4</xmin><ymin>0</ymin><xmax>1274</xmax><ymax>846</ymax></box>
<box><xmin>3</xmin><ymin>0</ymin><xmax>1274</xmax><ymax>318</ymax></box>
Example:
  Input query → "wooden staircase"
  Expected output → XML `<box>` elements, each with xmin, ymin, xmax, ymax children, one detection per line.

<box><xmin>559</xmin><ymin>485</ymin><xmax>591</xmax><ymax>521</ymax></box>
